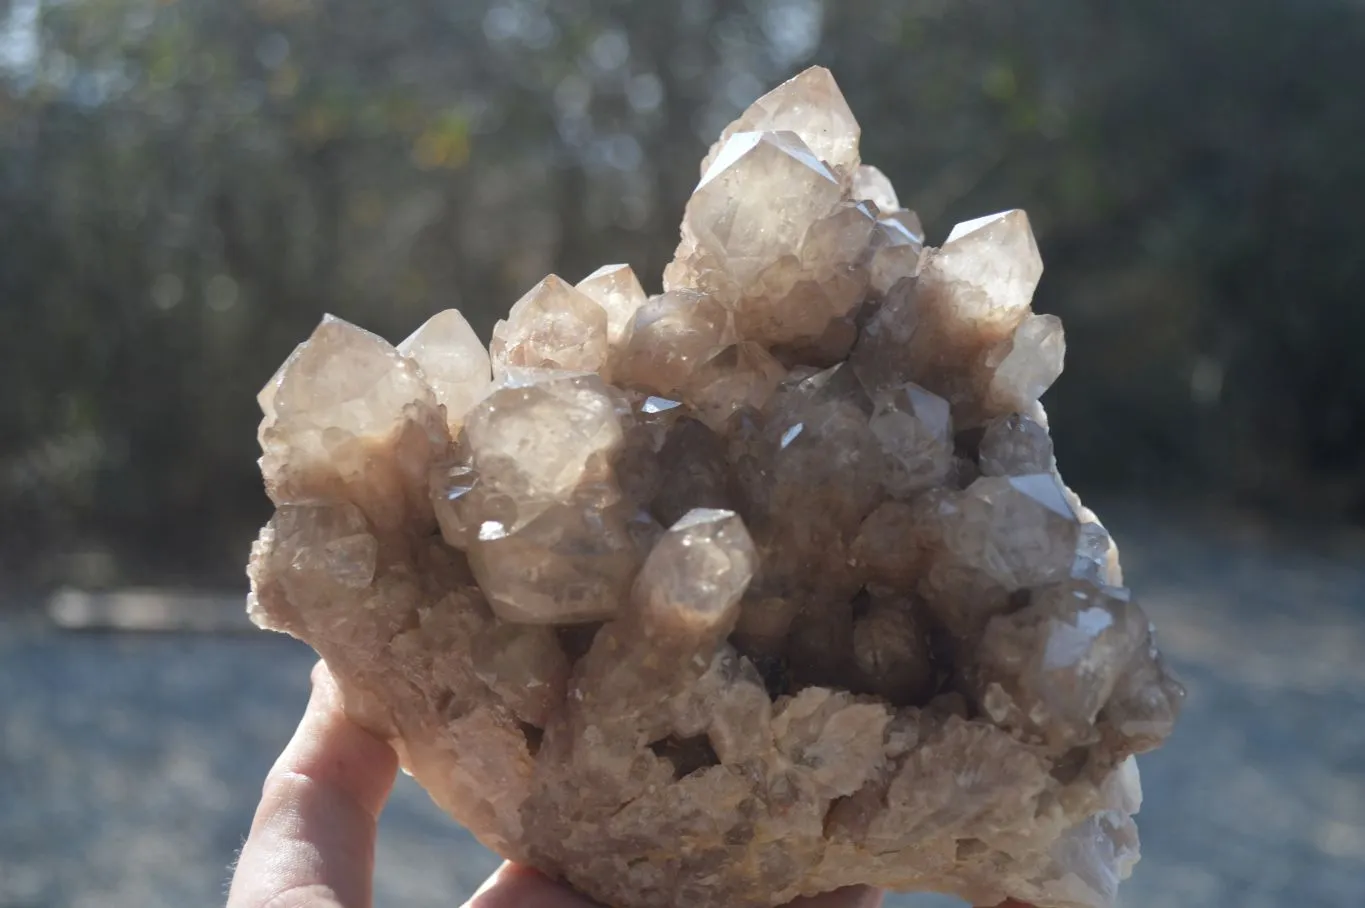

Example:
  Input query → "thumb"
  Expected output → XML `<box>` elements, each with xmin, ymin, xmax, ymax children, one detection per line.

<box><xmin>227</xmin><ymin>661</ymin><xmax>398</xmax><ymax>908</ymax></box>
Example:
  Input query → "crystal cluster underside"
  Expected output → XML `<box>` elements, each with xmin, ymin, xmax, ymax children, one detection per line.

<box><xmin>247</xmin><ymin>67</ymin><xmax>1182</xmax><ymax>908</ymax></box>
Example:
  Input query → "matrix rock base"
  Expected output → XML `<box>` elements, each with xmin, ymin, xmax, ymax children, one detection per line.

<box><xmin>247</xmin><ymin>67</ymin><xmax>1183</xmax><ymax>908</ymax></box>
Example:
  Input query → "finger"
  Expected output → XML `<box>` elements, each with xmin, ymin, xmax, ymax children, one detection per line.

<box><xmin>465</xmin><ymin>862</ymin><xmax>603</xmax><ymax>908</ymax></box>
<box><xmin>465</xmin><ymin>864</ymin><xmax>884</xmax><ymax>908</ymax></box>
<box><xmin>786</xmin><ymin>886</ymin><xmax>884</xmax><ymax>908</ymax></box>
<box><xmin>228</xmin><ymin>661</ymin><xmax>398</xmax><ymax>908</ymax></box>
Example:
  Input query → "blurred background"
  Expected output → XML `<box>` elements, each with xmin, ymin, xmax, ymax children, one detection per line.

<box><xmin>1</xmin><ymin>1</ymin><xmax>1363</xmax><ymax>907</ymax></box>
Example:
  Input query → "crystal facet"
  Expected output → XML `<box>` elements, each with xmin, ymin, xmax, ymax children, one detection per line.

<box><xmin>869</xmin><ymin>383</ymin><xmax>954</xmax><ymax>497</ymax></box>
<box><xmin>852</xmin><ymin>164</ymin><xmax>899</xmax><ymax>212</ymax></box>
<box><xmin>979</xmin><ymin>412</ymin><xmax>1056</xmax><ymax>476</ymax></box>
<box><xmin>613</xmin><ymin>289</ymin><xmax>735</xmax><ymax>395</ymax></box>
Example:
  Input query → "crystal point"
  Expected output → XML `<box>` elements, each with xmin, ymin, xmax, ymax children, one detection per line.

<box><xmin>987</xmin><ymin>313</ymin><xmax>1066</xmax><ymax>414</ymax></box>
<box><xmin>869</xmin><ymin>383</ymin><xmax>954</xmax><ymax>497</ymax></box>
<box><xmin>974</xmin><ymin>580</ymin><xmax>1147</xmax><ymax>750</ymax></box>
<box><xmin>257</xmin><ymin>315</ymin><xmax>447</xmax><ymax>534</ymax></box>
<box><xmin>493</xmin><ymin>274</ymin><xmax>610</xmax><ymax>377</ymax></box>
<box><xmin>263</xmin><ymin>315</ymin><xmax>432</xmax><ymax>441</ymax></box>
<box><xmin>687</xmin><ymin>131</ymin><xmax>842</xmax><ymax>287</ymax></box>
<box><xmin>634</xmin><ymin>508</ymin><xmax>757</xmax><ymax>636</ymax></box>
<box><xmin>577</xmin><ymin>263</ymin><xmax>647</xmax><ymax>347</ymax></box>
<box><xmin>462</xmin><ymin>373</ymin><xmax>624</xmax><ymax>506</ymax></box>
<box><xmin>979</xmin><ymin>412</ymin><xmax>1055</xmax><ymax>476</ymax></box>
<box><xmin>852</xmin><ymin>164</ymin><xmax>899</xmax><ymax>212</ymax></box>
<box><xmin>701</xmin><ymin>66</ymin><xmax>861</xmax><ymax>179</ymax></box>
<box><xmin>940</xmin><ymin>473</ymin><xmax>1085</xmax><ymax>590</ymax></box>
<box><xmin>613</xmin><ymin>289</ymin><xmax>734</xmax><ymax>395</ymax></box>
<box><xmin>935</xmin><ymin>209</ymin><xmax>1044</xmax><ymax>329</ymax></box>
<box><xmin>399</xmin><ymin>309</ymin><xmax>492</xmax><ymax>430</ymax></box>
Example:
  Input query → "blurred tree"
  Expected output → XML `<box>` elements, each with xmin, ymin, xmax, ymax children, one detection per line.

<box><xmin>1</xmin><ymin>0</ymin><xmax>1362</xmax><ymax>586</ymax></box>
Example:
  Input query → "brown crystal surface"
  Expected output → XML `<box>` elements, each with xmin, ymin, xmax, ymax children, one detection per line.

<box><xmin>246</xmin><ymin>67</ymin><xmax>1183</xmax><ymax>908</ymax></box>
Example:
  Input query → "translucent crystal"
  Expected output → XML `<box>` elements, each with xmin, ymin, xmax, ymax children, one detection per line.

<box><xmin>668</xmin><ymin>645</ymin><xmax>773</xmax><ymax>764</ymax></box>
<box><xmin>770</xmin><ymin>311</ymin><xmax>862</xmax><ymax>369</ymax></box>
<box><xmin>535</xmin><ymin>510</ymin><xmax>758</xmax><ymax>800</ymax></box>
<box><xmin>849</xmin><ymin>166</ymin><xmax>924</xmax><ymax>300</ymax></box>
<box><xmin>257</xmin><ymin>315</ymin><xmax>447</xmax><ymax>534</ymax></box>
<box><xmin>261</xmin><ymin>315</ymin><xmax>434</xmax><ymax>452</ymax></box>
<box><xmin>1101</xmin><ymin>634</ymin><xmax>1186</xmax><ymax>756</ymax></box>
<box><xmin>468</xmin><ymin>499</ymin><xmax>639</xmax><ymax>625</ymax></box>
<box><xmin>649</xmin><ymin>417</ymin><xmax>732</xmax><ymax>527</ymax></box>
<box><xmin>869</xmin><ymin>383</ymin><xmax>954</xmax><ymax>497</ymax></box>
<box><xmin>669</xmin><ymin>122</ymin><xmax>882</xmax><ymax>350</ymax></box>
<box><xmin>786</xmin><ymin>596</ymin><xmax>855</xmax><ymax>688</ymax></box>
<box><xmin>682</xmin><ymin>342</ymin><xmax>786</xmax><ymax>432</ymax></box>
<box><xmin>919</xmin><ymin>550</ymin><xmax>1015</xmax><ymax>641</ymax></box>
<box><xmin>867</xmin><ymin>210</ymin><xmax>925</xmax><ymax>297</ymax></box>
<box><xmin>847</xmin><ymin>276</ymin><xmax>923</xmax><ymax>394</ymax></box>
<box><xmin>733</xmin><ymin>200</ymin><xmax>875</xmax><ymax>344</ymax></box>
<box><xmin>491</xmin><ymin>274</ymin><xmax>610</xmax><ymax>376</ymax></box>
<box><xmin>732</xmin><ymin>594</ymin><xmax>801</xmax><ymax>656</ymax></box>
<box><xmin>577</xmin><ymin>263</ymin><xmax>648</xmax><ymax>347</ymax></box>
<box><xmin>613</xmin><ymin>289</ymin><xmax>734</xmax><ymax>395</ymax></box>
<box><xmin>852</xmin><ymin>209</ymin><xmax>1044</xmax><ymax>420</ymax></box>
<box><xmin>940</xmin><ymin>473</ymin><xmax>1085</xmax><ymax>591</ymax></box>
<box><xmin>686</xmin><ymin>131</ymin><xmax>843</xmax><ymax>288</ymax></box>
<box><xmin>852</xmin><ymin>500</ymin><xmax>932</xmax><ymax>594</ymax></box>
<box><xmin>633</xmin><ymin>508</ymin><xmax>757</xmax><ymax>637</ymax></box>
<box><xmin>771</xmin><ymin>687</ymin><xmax>891</xmax><ymax>799</ymax></box>
<box><xmin>471</xmin><ymin>623</ymin><xmax>570</xmax><ymax>726</ymax></box>
<box><xmin>398</xmin><ymin>309</ymin><xmax>492</xmax><ymax>430</ymax></box>
<box><xmin>248</xmin><ymin>499</ymin><xmax>376</xmax><ymax>636</ymax></box>
<box><xmin>979</xmin><ymin>412</ymin><xmax>1056</xmax><ymax>476</ymax></box>
<box><xmin>613</xmin><ymin>392</ymin><xmax>686</xmax><ymax>507</ymax></box>
<box><xmin>461</xmin><ymin>373</ymin><xmax>623</xmax><ymax>511</ymax></box>
<box><xmin>699</xmin><ymin>66</ymin><xmax>861</xmax><ymax>179</ymax></box>
<box><xmin>732</xmin><ymin>366</ymin><xmax>885</xmax><ymax>594</ymax></box>
<box><xmin>933</xmin><ymin>210</ymin><xmax>1044</xmax><ymax>333</ymax></box>
<box><xmin>851</xmin><ymin>164</ymin><xmax>899</xmax><ymax>212</ymax></box>
<box><xmin>974</xmin><ymin>580</ymin><xmax>1148</xmax><ymax>750</ymax></box>
<box><xmin>1020</xmin><ymin>758</ymin><xmax>1144</xmax><ymax>908</ymax></box>
<box><xmin>986</xmin><ymin>313</ymin><xmax>1066</xmax><ymax>415</ymax></box>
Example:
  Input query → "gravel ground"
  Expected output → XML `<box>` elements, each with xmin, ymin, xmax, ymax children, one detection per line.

<box><xmin>2</xmin><ymin>502</ymin><xmax>1363</xmax><ymax>908</ymax></box>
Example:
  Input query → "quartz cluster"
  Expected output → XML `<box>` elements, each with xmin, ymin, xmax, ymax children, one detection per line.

<box><xmin>247</xmin><ymin>67</ymin><xmax>1183</xmax><ymax>908</ymax></box>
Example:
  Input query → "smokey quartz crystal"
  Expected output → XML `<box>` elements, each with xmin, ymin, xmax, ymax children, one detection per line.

<box><xmin>247</xmin><ymin>67</ymin><xmax>1182</xmax><ymax>908</ymax></box>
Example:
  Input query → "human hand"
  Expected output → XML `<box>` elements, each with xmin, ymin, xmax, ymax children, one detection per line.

<box><xmin>225</xmin><ymin>662</ymin><xmax>1015</xmax><ymax>908</ymax></box>
<box><xmin>227</xmin><ymin>661</ymin><xmax>398</xmax><ymax>908</ymax></box>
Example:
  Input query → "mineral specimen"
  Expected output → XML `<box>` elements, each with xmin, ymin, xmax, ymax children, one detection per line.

<box><xmin>246</xmin><ymin>66</ymin><xmax>1183</xmax><ymax>908</ymax></box>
